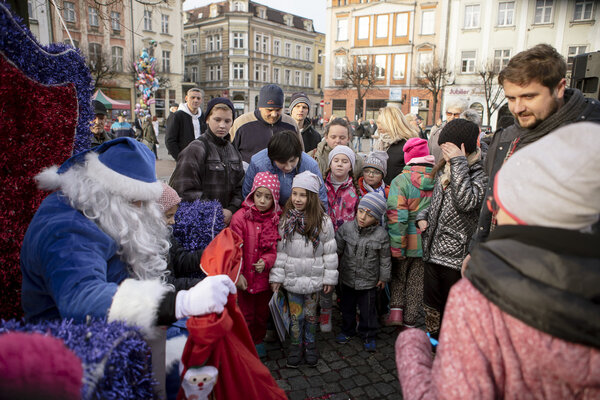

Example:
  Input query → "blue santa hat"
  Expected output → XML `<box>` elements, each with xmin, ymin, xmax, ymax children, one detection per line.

<box><xmin>36</xmin><ymin>137</ymin><xmax>162</xmax><ymax>201</ymax></box>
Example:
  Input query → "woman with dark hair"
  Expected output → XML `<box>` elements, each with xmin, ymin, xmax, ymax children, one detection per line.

<box><xmin>243</xmin><ymin>130</ymin><xmax>328</xmax><ymax>209</ymax></box>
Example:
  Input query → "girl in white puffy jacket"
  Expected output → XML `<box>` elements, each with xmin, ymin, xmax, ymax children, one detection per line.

<box><xmin>269</xmin><ymin>171</ymin><xmax>338</xmax><ymax>368</ymax></box>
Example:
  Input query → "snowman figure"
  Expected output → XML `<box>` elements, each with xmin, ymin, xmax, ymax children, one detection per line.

<box><xmin>181</xmin><ymin>365</ymin><xmax>218</xmax><ymax>400</ymax></box>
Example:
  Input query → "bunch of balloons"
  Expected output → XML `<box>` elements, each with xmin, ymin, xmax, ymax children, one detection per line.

<box><xmin>134</xmin><ymin>41</ymin><xmax>159</xmax><ymax>117</ymax></box>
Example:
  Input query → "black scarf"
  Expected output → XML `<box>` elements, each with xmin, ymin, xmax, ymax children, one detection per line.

<box><xmin>466</xmin><ymin>225</ymin><xmax>600</xmax><ymax>349</ymax></box>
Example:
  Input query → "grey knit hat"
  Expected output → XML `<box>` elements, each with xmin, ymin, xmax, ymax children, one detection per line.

<box><xmin>289</xmin><ymin>92</ymin><xmax>311</xmax><ymax>113</ymax></box>
<box><xmin>258</xmin><ymin>84</ymin><xmax>284</xmax><ymax>108</ymax></box>
<box><xmin>328</xmin><ymin>145</ymin><xmax>356</xmax><ymax>170</ymax></box>
<box><xmin>363</xmin><ymin>151</ymin><xmax>389</xmax><ymax>175</ymax></box>
<box><xmin>292</xmin><ymin>171</ymin><xmax>321</xmax><ymax>194</ymax></box>
<box><xmin>358</xmin><ymin>192</ymin><xmax>387</xmax><ymax>222</ymax></box>
<box><xmin>495</xmin><ymin>122</ymin><xmax>600</xmax><ymax>230</ymax></box>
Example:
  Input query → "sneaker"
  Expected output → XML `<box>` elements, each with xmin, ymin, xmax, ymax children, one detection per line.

<box><xmin>385</xmin><ymin>308</ymin><xmax>403</xmax><ymax>326</ymax></box>
<box><xmin>319</xmin><ymin>308</ymin><xmax>332</xmax><ymax>333</ymax></box>
<box><xmin>255</xmin><ymin>342</ymin><xmax>266</xmax><ymax>358</ymax></box>
<box><xmin>364</xmin><ymin>339</ymin><xmax>376</xmax><ymax>352</ymax></box>
<box><xmin>304</xmin><ymin>342</ymin><xmax>319</xmax><ymax>367</ymax></box>
<box><xmin>335</xmin><ymin>333</ymin><xmax>352</xmax><ymax>344</ymax></box>
<box><xmin>286</xmin><ymin>344</ymin><xmax>303</xmax><ymax>368</ymax></box>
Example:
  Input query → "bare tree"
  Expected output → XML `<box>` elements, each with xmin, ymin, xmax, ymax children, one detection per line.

<box><xmin>416</xmin><ymin>59</ymin><xmax>454</xmax><ymax>123</ymax></box>
<box><xmin>477</xmin><ymin>62</ymin><xmax>505</xmax><ymax>127</ymax></box>
<box><xmin>87</xmin><ymin>50</ymin><xmax>117</xmax><ymax>90</ymax></box>
<box><xmin>334</xmin><ymin>54</ymin><xmax>379</xmax><ymax>119</ymax></box>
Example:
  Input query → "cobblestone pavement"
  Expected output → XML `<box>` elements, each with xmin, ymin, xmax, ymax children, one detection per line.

<box><xmin>263</xmin><ymin>307</ymin><xmax>409</xmax><ymax>400</ymax></box>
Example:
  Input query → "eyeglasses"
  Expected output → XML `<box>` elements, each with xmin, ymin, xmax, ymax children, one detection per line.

<box><xmin>446</xmin><ymin>112</ymin><xmax>461</xmax><ymax>118</ymax></box>
<box><xmin>364</xmin><ymin>169</ymin><xmax>383</xmax><ymax>177</ymax></box>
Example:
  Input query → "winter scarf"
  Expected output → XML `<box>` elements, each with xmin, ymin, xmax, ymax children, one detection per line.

<box><xmin>440</xmin><ymin>147</ymin><xmax>481</xmax><ymax>189</ymax></box>
<box><xmin>282</xmin><ymin>209</ymin><xmax>320</xmax><ymax>249</ymax></box>
<box><xmin>374</xmin><ymin>133</ymin><xmax>403</xmax><ymax>151</ymax></box>
<box><xmin>513</xmin><ymin>88</ymin><xmax>587</xmax><ymax>151</ymax></box>
<box><xmin>362</xmin><ymin>179</ymin><xmax>386</xmax><ymax>197</ymax></box>
<box><xmin>244</xmin><ymin>206</ymin><xmax>280</xmax><ymax>252</ymax></box>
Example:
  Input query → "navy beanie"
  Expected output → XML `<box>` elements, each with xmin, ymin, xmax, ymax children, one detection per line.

<box><xmin>258</xmin><ymin>84</ymin><xmax>284</xmax><ymax>108</ymax></box>
<box><xmin>204</xmin><ymin>97</ymin><xmax>235</xmax><ymax>121</ymax></box>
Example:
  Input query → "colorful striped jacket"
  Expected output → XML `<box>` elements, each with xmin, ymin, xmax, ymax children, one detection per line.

<box><xmin>387</xmin><ymin>164</ymin><xmax>434</xmax><ymax>258</ymax></box>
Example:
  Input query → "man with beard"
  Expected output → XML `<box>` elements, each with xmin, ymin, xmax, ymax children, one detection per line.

<box><xmin>467</xmin><ymin>43</ymin><xmax>600</xmax><ymax>255</ymax></box>
<box><xmin>20</xmin><ymin>137</ymin><xmax>236</xmax><ymax>336</ymax></box>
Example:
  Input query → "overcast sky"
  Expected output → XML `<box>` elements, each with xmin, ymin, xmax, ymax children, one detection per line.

<box><xmin>182</xmin><ymin>0</ymin><xmax>328</xmax><ymax>33</ymax></box>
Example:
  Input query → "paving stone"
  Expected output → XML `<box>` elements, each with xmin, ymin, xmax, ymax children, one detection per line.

<box><xmin>349</xmin><ymin>387</ymin><xmax>366</xmax><ymax>398</ymax></box>
<box><xmin>307</xmin><ymin>375</ymin><xmax>325</xmax><ymax>387</ymax></box>
<box><xmin>288</xmin><ymin>390</ymin><xmax>306</xmax><ymax>400</ymax></box>
<box><xmin>286</xmin><ymin>375</ymin><xmax>310</xmax><ymax>390</ymax></box>
<box><xmin>328</xmin><ymin>359</ymin><xmax>350</xmax><ymax>370</ymax></box>
<box><xmin>339</xmin><ymin>377</ymin><xmax>357</xmax><ymax>391</ymax></box>
<box><xmin>374</xmin><ymin>382</ymin><xmax>396</xmax><ymax>396</ymax></box>
<box><xmin>339</xmin><ymin>367</ymin><xmax>357</xmax><ymax>379</ymax></box>
<box><xmin>280</xmin><ymin>368</ymin><xmax>302</xmax><ymax>378</ymax></box>
<box><xmin>321</xmin><ymin>370</ymin><xmax>341</xmax><ymax>383</ymax></box>
<box><xmin>331</xmin><ymin>393</ymin><xmax>351</xmax><ymax>400</ymax></box>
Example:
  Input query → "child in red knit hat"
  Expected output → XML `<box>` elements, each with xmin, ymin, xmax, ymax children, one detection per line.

<box><xmin>230</xmin><ymin>172</ymin><xmax>281</xmax><ymax>358</ymax></box>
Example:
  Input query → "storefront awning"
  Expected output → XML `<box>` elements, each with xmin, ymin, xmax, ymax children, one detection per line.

<box><xmin>93</xmin><ymin>89</ymin><xmax>130</xmax><ymax>110</ymax></box>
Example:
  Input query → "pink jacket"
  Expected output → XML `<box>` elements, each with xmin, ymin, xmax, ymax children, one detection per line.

<box><xmin>230</xmin><ymin>172</ymin><xmax>280</xmax><ymax>294</ymax></box>
<box><xmin>325</xmin><ymin>174</ymin><xmax>359</xmax><ymax>231</ymax></box>
<box><xmin>396</xmin><ymin>279</ymin><xmax>600</xmax><ymax>400</ymax></box>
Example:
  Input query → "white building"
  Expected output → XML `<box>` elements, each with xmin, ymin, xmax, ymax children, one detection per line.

<box><xmin>445</xmin><ymin>0</ymin><xmax>600</xmax><ymax>129</ymax></box>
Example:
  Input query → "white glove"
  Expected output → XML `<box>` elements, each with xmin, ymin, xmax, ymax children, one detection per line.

<box><xmin>175</xmin><ymin>275</ymin><xmax>237</xmax><ymax>319</ymax></box>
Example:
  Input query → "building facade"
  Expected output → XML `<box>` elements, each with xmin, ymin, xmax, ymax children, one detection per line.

<box><xmin>444</xmin><ymin>0</ymin><xmax>600</xmax><ymax>129</ymax></box>
<box><xmin>46</xmin><ymin>0</ymin><xmax>184</xmax><ymax>120</ymax></box>
<box><xmin>183</xmin><ymin>0</ymin><xmax>323</xmax><ymax>117</ymax></box>
<box><xmin>324</xmin><ymin>0</ymin><xmax>448</xmax><ymax>124</ymax></box>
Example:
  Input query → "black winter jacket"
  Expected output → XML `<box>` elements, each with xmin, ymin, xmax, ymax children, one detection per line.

<box><xmin>165</xmin><ymin>109</ymin><xmax>207</xmax><ymax>160</ymax></box>
<box><xmin>384</xmin><ymin>139</ymin><xmax>407</xmax><ymax>185</ymax></box>
<box><xmin>300</xmin><ymin>117</ymin><xmax>322</xmax><ymax>153</ymax></box>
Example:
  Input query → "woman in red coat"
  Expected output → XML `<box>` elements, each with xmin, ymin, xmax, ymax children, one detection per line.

<box><xmin>230</xmin><ymin>171</ymin><xmax>281</xmax><ymax>357</ymax></box>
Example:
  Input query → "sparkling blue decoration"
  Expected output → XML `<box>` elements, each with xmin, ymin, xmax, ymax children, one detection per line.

<box><xmin>172</xmin><ymin>200</ymin><xmax>224</xmax><ymax>252</ymax></box>
<box><xmin>0</xmin><ymin>2</ymin><xmax>94</xmax><ymax>153</ymax></box>
<box><xmin>0</xmin><ymin>318</ymin><xmax>157</xmax><ymax>400</ymax></box>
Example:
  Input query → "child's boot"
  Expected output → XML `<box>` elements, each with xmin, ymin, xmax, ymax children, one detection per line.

<box><xmin>319</xmin><ymin>308</ymin><xmax>332</xmax><ymax>332</ymax></box>
<box><xmin>385</xmin><ymin>307</ymin><xmax>403</xmax><ymax>326</ymax></box>
<box><xmin>304</xmin><ymin>342</ymin><xmax>319</xmax><ymax>367</ymax></box>
<box><xmin>286</xmin><ymin>344</ymin><xmax>303</xmax><ymax>368</ymax></box>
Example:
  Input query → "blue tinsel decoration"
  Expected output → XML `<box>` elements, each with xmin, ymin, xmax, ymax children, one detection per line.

<box><xmin>0</xmin><ymin>2</ymin><xmax>94</xmax><ymax>153</ymax></box>
<box><xmin>0</xmin><ymin>318</ymin><xmax>157</xmax><ymax>400</ymax></box>
<box><xmin>172</xmin><ymin>200</ymin><xmax>224</xmax><ymax>252</ymax></box>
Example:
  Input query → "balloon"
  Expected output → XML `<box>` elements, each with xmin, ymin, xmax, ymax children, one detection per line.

<box><xmin>147</xmin><ymin>98</ymin><xmax>156</xmax><ymax>105</ymax></box>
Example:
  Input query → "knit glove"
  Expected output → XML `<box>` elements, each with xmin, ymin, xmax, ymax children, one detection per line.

<box><xmin>175</xmin><ymin>275</ymin><xmax>236</xmax><ymax>319</ymax></box>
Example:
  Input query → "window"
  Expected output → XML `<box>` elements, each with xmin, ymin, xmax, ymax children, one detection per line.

<box><xmin>305</xmin><ymin>47</ymin><xmax>311</xmax><ymax>61</ymax></box>
<box><xmin>273</xmin><ymin>39</ymin><xmax>280</xmax><ymax>55</ymax></box>
<box><xmin>356</xmin><ymin>55</ymin><xmax>368</xmax><ymax>69</ymax></box>
<box><xmin>216</xmin><ymin>65</ymin><xmax>222</xmax><ymax>80</ymax></box>
<box><xmin>418</xmin><ymin>52</ymin><xmax>433</xmax><ymax>76</ymax></box>
<box><xmin>375</xmin><ymin>55</ymin><xmax>386</xmax><ymax>79</ymax></box>
<box><xmin>464</xmin><ymin>4</ymin><xmax>480</xmax><ymax>28</ymax></box>
<box><xmin>161</xmin><ymin>14</ymin><xmax>169</xmax><ymax>34</ymax></box>
<box><xmin>285</xmin><ymin>69</ymin><xmax>291</xmax><ymax>85</ymax></box>
<box><xmin>376</xmin><ymin>14</ymin><xmax>388</xmax><ymax>38</ymax></box>
<box><xmin>208</xmin><ymin>36</ymin><xmax>214</xmax><ymax>51</ymax></box>
<box><xmin>183</xmin><ymin>40</ymin><xmax>188</xmax><ymax>55</ymax></box>
<box><xmin>216</xmin><ymin>35</ymin><xmax>222</xmax><ymax>50</ymax></box>
<box><xmin>233</xmin><ymin>63</ymin><xmax>244</xmax><ymax>79</ymax></box>
<box><xmin>254</xmin><ymin>34</ymin><xmax>260</xmax><ymax>52</ymax></box>
<box><xmin>334</xmin><ymin>55</ymin><xmax>347</xmax><ymax>79</ymax></box>
<box><xmin>273</xmin><ymin>68</ymin><xmax>280</xmax><ymax>83</ymax></box>
<box><xmin>332</xmin><ymin>99</ymin><xmax>346</xmax><ymax>115</ymax></box>
<box><xmin>534</xmin><ymin>0</ymin><xmax>553</xmax><ymax>24</ymax></box>
<box><xmin>567</xmin><ymin>45</ymin><xmax>587</xmax><ymax>73</ymax></box>
<box><xmin>318</xmin><ymin>49</ymin><xmax>323</xmax><ymax>64</ymax></box>
<box><xmin>258</xmin><ymin>8</ymin><xmax>266</xmax><ymax>18</ymax></box>
<box><xmin>493</xmin><ymin>49</ymin><xmax>511</xmax><ymax>72</ymax></box>
<box><xmin>498</xmin><ymin>2</ymin><xmax>514</xmax><ymax>26</ymax></box>
<box><xmin>393</xmin><ymin>54</ymin><xmax>406</xmax><ymax>80</ymax></box>
<box><xmin>285</xmin><ymin>42</ymin><xmax>291</xmax><ymax>57</ymax></box>
<box><xmin>191</xmin><ymin>39</ymin><xmax>197</xmax><ymax>53</ymax></box>
<box><xmin>28</xmin><ymin>0</ymin><xmax>36</xmax><ymax>20</ymax></box>
<box><xmin>88</xmin><ymin>7</ymin><xmax>98</xmax><ymax>27</ymax></box>
<box><xmin>191</xmin><ymin>66</ymin><xmax>198</xmax><ymax>82</ymax></box>
<box><xmin>210</xmin><ymin>65</ymin><xmax>216</xmax><ymax>81</ymax></box>
<box><xmin>210</xmin><ymin>65</ymin><xmax>222</xmax><ymax>81</ymax></box>
<box><xmin>336</xmin><ymin>18</ymin><xmax>348</xmax><ymax>41</ymax></box>
<box><xmin>262</xmin><ymin>36</ymin><xmax>268</xmax><ymax>53</ymax></box>
<box><xmin>395</xmin><ymin>13</ymin><xmax>408</xmax><ymax>36</ymax></box>
<box><xmin>233</xmin><ymin>33</ymin><xmax>244</xmax><ymax>49</ymax></box>
<box><xmin>232</xmin><ymin>1</ymin><xmax>246</xmax><ymax>12</ymax></box>
<box><xmin>357</xmin><ymin>16</ymin><xmax>369</xmax><ymax>39</ymax></box>
<box><xmin>254</xmin><ymin>64</ymin><xmax>261</xmax><ymax>81</ymax></box>
<box><xmin>63</xmin><ymin>1</ymin><xmax>75</xmax><ymax>23</ymax></box>
<box><xmin>295</xmin><ymin>71</ymin><xmax>301</xmax><ymax>86</ymax></box>
<box><xmin>295</xmin><ymin>45</ymin><xmax>301</xmax><ymax>59</ymax></box>
<box><xmin>262</xmin><ymin>65</ymin><xmax>268</xmax><ymax>82</ymax></box>
<box><xmin>184</xmin><ymin>67</ymin><xmax>189</xmax><ymax>81</ymax></box>
<box><xmin>162</xmin><ymin>50</ymin><xmax>170</xmax><ymax>73</ymax></box>
<box><xmin>144</xmin><ymin>10</ymin><xmax>152</xmax><ymax>31</ymax></box>
<box><xmin>317</xmin><ymin>74</ymin><xmax>322</xmax><ymax>89</ymax></box>
<box><xmin>111</xmin><ymin>46</ymin><xmax>123</xmax><ymax>72</ymax></box>
<box><xmin>421</xmin><ymin>10</ymin><xmax>435</xmax><ymax>34</ymax></box>
<box><xmin>111</xmin><ymin>12</ymin><xmax>120</xmax><ymax>31</ymax></box>
<box><xmin>88</xmin><ymin>43</ymin><xmax>101</xmax><ymax>69</ymax></box>
<box><xmin>574</xmin><ymin>0</ymin><xmax>594</xmax><ymax>21</ymax></box>
<box><xmin>304</xmin><ymin>72</ymin><xmax>311</xmax><ymax>87</ymax></box>
<box><xmin>461</xmin><ymin>51</ymin><xmax>476</xmax><ymax>73</ymax></box>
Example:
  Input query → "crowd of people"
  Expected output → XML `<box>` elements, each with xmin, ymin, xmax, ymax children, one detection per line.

<box><xmin>18</xmin><ymin>43</ymin><xmax>600</xmax><ymax>399</ymax></box>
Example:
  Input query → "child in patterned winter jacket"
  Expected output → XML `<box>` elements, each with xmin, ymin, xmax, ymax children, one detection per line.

<box><xmin>230</xmin><ymin>172</ymin><xmax>281</xmax><ymax>358</ymax></box>
<box><xmin>386</xmin><ymin>138</ymin><xmax>435</xmax><ymax>327</ymax></box>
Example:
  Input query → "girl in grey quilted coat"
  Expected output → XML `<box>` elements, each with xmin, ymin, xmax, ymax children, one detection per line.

<box><xmin>416</xmin><ymin>119</ymin><xmax>487</xmax><ymax>340</ymax></box>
